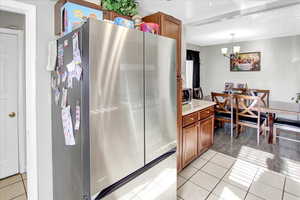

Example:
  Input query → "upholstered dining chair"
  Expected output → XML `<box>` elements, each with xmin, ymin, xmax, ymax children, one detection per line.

<box><xmin>211</xmin><ymin>92</ymin><xmax>234</xmax><ymax>136</ymax></box>
<box><xmin>235</xmin><ymin>95</ymin><xmax>267</xmax><ymax>144</ymax></box>
<box><xmin>273</xmin><ymin>118</ymin><xmax>300</xmax><ymax>144</ymax></box>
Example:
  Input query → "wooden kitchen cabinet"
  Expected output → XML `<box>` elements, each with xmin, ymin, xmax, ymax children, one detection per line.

<box><xmin>142</xmin><ymin>12</ymin><xmax>182</xmax><ymax>77</ymax></box>
<box><xmin>181</xmin><ymin>106</ymin><xmax>215</xmax><ymax>169</ymax></box>
<box><xmin>182</xmin><ymin>123</ymin><xmax>198</xmax><ymax>167</ymax></box>
<box><xmin>198</xmin><ymin>116</ymin><xmax>214</xmax><ymax>155</ymax></box>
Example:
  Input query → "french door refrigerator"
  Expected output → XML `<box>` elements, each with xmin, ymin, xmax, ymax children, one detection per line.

<box><xmin>51</xmin><ymin>19</ymin><xmax>176</xmax><ymax>200</ymax></box>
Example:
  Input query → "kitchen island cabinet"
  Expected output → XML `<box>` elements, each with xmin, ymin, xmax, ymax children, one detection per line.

<box><xmin>181</xmin><ymin>100</ymin><xmax>215</xmax><ymax>169</ymax></box>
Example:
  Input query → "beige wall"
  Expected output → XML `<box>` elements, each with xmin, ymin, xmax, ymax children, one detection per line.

<box><xmin>198</xmin><ymin>35</ymin><xmax>300</xmax><ymax>102</ymax></box>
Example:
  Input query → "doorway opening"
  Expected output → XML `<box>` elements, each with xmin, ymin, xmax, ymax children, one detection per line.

<box><xmin>0</xmin><ymin>1</ymin><xmax>37</xmax><ymax>200</ymax></box>
<box><xmin>0</xmin><ymin>10</ymin><xmax>27</xmax><ymax>199</ymax></box>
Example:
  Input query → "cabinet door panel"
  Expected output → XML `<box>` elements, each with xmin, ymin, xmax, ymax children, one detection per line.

<box><xmin>182</xmin><ymin>124</ymin><xmax>198</xmax><ymax>167</ymax></box>
<box><xmin>200</xmin><ymin>117</ymin><xmax>214</xmax><ymax>150</ymax></box>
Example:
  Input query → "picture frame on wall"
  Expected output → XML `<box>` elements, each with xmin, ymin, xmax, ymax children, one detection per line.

<box><xmin>230</xmin><ymin>52</ymin><xmax>261</xmax><ymax>72</ymax></box>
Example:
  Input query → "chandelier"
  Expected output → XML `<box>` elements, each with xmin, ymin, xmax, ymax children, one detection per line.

<box><xmin>221</xmin><ymin>33</ymin><xmax>241</xmax><ymax>59</ymax></box>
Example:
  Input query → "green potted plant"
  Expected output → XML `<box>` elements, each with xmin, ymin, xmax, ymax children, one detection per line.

<box><xmin>101</xmin><ymin>0</ymin><xmax>138</xmax><ymax>17</ymax></box>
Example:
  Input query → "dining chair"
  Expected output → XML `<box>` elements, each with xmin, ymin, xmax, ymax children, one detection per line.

<box><xmin>235</xmin><ymin>95</ymin><xmax>267</xmax><ymax>144</ymax></box>
<box><xmin>249</xmin><ymin>89</ymin><xmax>270</xmax><ymax>107</ymax></box>
<box><xmin>211</xmin><ymin>92</ymin><xmax>234</xmax><ymax>137</ymax></box>
<box><xmin>194</xmin><ymin>87</ymin><xmax>204</xmax><ymax>100</ymax></box>
<box><xmin>273</xmin><ymin>117</ymin><xmax>300</xmax><ymax>143</ymax></box>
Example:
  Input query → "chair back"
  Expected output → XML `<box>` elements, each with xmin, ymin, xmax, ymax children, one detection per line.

<box><xmin>194</xmin><ymin>87</ymin><xmax>204</xmax><ymax>100</ymax></box>
<box><xmin>232</xmin><ymin>88</ymin><xmax>248</xmax><ymax>95</ymax></box>
<box><xmin>249</xmin><ymin>89</ymin><xmax>270</xmax><ymax>106</ymax></box>
<box><xmin>235</xmin><ymin>95</ymin><xmax>261</xmax><ymax>119</ymax></box>
<box><xmin>211</xmin><ymin>92</ymin><xmax>232</xmax><ymax>114</ymax></box>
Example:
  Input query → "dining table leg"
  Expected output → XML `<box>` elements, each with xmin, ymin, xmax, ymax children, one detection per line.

<box><xmin>268</xmin><ymin>113</ymin><xmax>275</xmax><ymax>144</ymax></box>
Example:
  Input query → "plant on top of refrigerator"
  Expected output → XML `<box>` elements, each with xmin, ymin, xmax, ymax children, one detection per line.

<box><xmin>101</xmin><ymin>0</ymin><xmax>139</xmax><ymax>17</ymax></box>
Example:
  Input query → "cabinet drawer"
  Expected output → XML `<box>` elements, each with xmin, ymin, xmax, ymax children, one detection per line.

<box><xmin>199</xmin><ymin>107</ymin><xmax>214</xmax><ymax>120</ymax></box>
<box><xmin>183</xmin><ymin>112</ymin><xmax>198</xmax><ymax>127</ymax></box>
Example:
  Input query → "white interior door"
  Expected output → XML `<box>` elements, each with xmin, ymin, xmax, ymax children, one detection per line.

<box><xmin>0</xmin><ymin>31</ymin><xmax>19</xmax><ymax>179</ymax></box>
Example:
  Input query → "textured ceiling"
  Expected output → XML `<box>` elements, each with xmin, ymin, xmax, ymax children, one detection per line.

<box><xmin>138</xmin><ymin>0</ymin><xmax>300</xmax><ymax>46</ymax></box>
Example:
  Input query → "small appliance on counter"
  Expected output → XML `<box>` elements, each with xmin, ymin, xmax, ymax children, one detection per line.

<box><xmin>182</xmin><ymin>88</ymin><xmax>192</xmax><ymax>104</ymax></box>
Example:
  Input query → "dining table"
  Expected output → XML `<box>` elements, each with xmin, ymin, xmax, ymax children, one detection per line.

<box><xmin>255</xmin><ymin>101</ymin><xmax>300</xmax><ymax>144</ymax></box>
<box><xmin>204</xmin><ymin>94</ymin><xmax>300</xmax><ymax>144</ymax></box>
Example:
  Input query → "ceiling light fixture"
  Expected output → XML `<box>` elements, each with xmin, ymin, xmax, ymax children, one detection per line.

<box><xmin>221</xmin><ymin>33</ymin><xmax>241</xmax><ymax>59</ymax></box>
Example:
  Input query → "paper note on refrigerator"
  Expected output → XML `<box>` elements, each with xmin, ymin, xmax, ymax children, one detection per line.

<box><xmin>74</xmin><ymin>64</ymin><xmax>82</xmax><ymax>81</ymax></box>
<box><xmin>62</xmin><ymin>70</ymin><xmax>67</xmax><ymax>82</ymax></box>
<box><xmin>61</xmin><ymin>88</ymin><xmax>68</xmax><ymax>108</ymax></box>
<box><xmin>67</xmin><ymin>61</ymin><xmax>75</xmax><ymax>72</ymax></box>
<box><xmin>74</xmin><ymin>103</ymin><xmax>80</xmax><ymax>130</ymax></box>
<box><xmin>61</xmin><ymin>105</ymin><xmax>75</xmax><ymax>146</ymax></box>
<box><xmin>72</xmin><ymin>32</ymin><xmax>82</xmax><ymax>65</ymax></box>
<box><xmin>46</xmin><ymin>40</ymin><xmax>57</xmax><ymax>71</ymax></box>
<box><xmin>67</xmin><ymin>72</ymin><xmax>73</xmax><ymax>88</ymax></box>
<box><xmin>54</xmin><ymin>88</ymin><xmax>60</xmax><ymax>105</ymax></box>
<box><xmin>56</xmin><ymin>71</ymin><xmax>61</xmax><ymax>86</ymax></box>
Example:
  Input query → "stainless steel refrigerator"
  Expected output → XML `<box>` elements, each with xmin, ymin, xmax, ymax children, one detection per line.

<box><xmin>51</xmin><ymin>19</ymin><xmax>176</xmax><ymax>200</ymax></box>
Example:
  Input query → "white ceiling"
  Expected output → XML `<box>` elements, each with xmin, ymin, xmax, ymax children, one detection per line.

<box><xmin>138</xmin><ymin>0</ymin><xmax>300</xmax><ymax>46</ymax></box>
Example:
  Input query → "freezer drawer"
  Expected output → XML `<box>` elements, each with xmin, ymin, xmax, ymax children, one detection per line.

<box><xmin>88</xmin><ymin>20</ymin><xmax>145</xmax><ymax>196</ymax></box>
<box><xmin>144</xmin><ymin>33</ymin><xmax>177</xmax><ymax>164</ymax></box>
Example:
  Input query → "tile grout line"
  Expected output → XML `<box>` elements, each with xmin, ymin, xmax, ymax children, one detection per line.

<box><xmin>203</xmin><ymin>159</ymin><xmax>235</xmax><ymax>200</ymax></box>
<box><xmin>10</xmin><ymin>193</ymin><xmax>26</xmax><ymax>200</ymax></box>
<box><xmin>243</xmin><ymin>166</ymin><xmax>261</xmax><ymax>200</ymax></box>
<box><xmin>0</xmin><ymin>179</ymin><xmax>23</xmax><ymax>190</ymax></box>
<box><xmin>178</xmin><ymin>151</ymin><xmax>235</xmax><ymax>200</ymax></box>
<box><xmin>177</xmin><ymin>151</ymin><xmax>218</xmax><ymax>195</ymax></box>
<box><xmin>0</xmin><ymin>174</ymin><xmax>24</xmax><ymax>191</ymax></box>
<box><xmin>21</xmin><ymin>174</ymin><xmax>27</xmax><ymax>198</ymax></box>
<box><xmin>178</xmin><ymin>151</ymin><xmax>216</xmax><ymax>182</ymax></box>
<box><xmin>227</xmin><ymin>155</ymin><xmax>289</xmax><ymax>192</ymax></box>
<box><xmin>281</xmin><ymin>177</ymin><xmax>286</xmax><ymax>200</ymax></box>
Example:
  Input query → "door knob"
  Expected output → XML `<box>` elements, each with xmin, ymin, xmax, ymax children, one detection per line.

<box><xmin>9</xmin><ymin>112</ymin><xmax>16</xmax><ymax>118</ymax></box>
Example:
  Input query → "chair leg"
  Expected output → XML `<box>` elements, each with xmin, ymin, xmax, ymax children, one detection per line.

<box><xmin>273</xmin><ymin>126</ymin><xmax>277</xmax><ymax>144</ymax></box>
<box><xmin>221</xmin><ymin>121</ymin><xmax>224</xmax><ymax>128</ymax></box>
<box><xmin>257</xmin><ymin>126</ymin><xmax>260</xmax><ymax>145</ymax></box>
<box><xmin>235</xmin><ymin>124</ymin><xmax>240</xmax><ymax>138</ymax></box>
<box><xmin>263</xmin><ymin>121</ymin><xmax>267</xmax><ymax>136</ymax></box>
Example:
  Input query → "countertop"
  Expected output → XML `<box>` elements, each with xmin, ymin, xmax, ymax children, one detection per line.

<box><xmin>182</xmin><ymin>99</ymin><xmax>216</xmax><ymax>116</ymax></box>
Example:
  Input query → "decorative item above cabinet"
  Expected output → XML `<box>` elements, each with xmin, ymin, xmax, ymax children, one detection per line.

<box><xmin>101</xmin><ymin>0</ymin><xmax>138</xmax><ymax>17</ymax></box>
<box><xmin>55</xmin><ymin>0</ymin><xmax>134</xmax><ymax>35</ymax></box>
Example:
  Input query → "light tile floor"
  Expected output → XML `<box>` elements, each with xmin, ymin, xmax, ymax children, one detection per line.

<box><xmin>103</xmin><ymin>154</ymin><xmax>176</xmax><ymax>200</ymax></box>
<box><xmin>178</xmin><ymin>150</ymin><xmax>300</xmax><ymax>200</ymax></box>
<box><xmin>0</xmin><ymin>173</ymin><xmax>27</xmax><ymax>200</ymax></box>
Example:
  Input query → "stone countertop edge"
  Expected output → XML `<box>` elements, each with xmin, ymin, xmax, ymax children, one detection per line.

<box><xmin>182</xmin><ymin>100</ymin><xmax>216</xmax><ymax>116</ymax></box>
